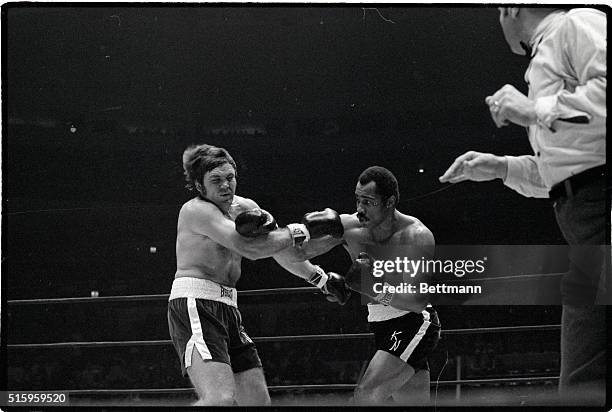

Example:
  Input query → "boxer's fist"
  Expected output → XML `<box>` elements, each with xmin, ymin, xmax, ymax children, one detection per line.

<box><xmin>345</xmin><ymin>252</ymin><xmax>378</xmax><ymax>299</ymax></box>
<box><xmin>321</xmin><ymin>272</ymin><xmax>352</xmax><ymax>305</ymax></box>
<box><xmin>302</xmin><ymin>208</ymin><xmax>344</xmax><ymax>239</ymax></box>
<box><xmin>287</xmin><ymin>208</ymin><xmax>343</xmax><ymax>246</ymax></box>
<box><xmin>235</xmin><ymin>209</ymin><xmax>278</xmax><ymax>238</ymax></box>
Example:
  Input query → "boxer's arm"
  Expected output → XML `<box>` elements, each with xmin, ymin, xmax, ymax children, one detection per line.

<box><xmin>273</xmin><ymin>251</ymin><xmax>334</xmax><ymax>287</ymax></box>
<box><xmin>286</xmin><ymin>213</ymin><xmax>353</xmax><ymax>261</ymax></box>
<box><xmin>284</xmin><ymin>236</ymin><xmax>346</xmax><ymax>262</ymax></box>
<box><xmin>273</xmin><ymin>250</ymin><xmax>320</xmax><ymax>281</ymax></box>
<box><xmin>273</xmin><ymin>249</ymin><xmax>351</xmax><ymax>304</ymax></box>
<box><xmin>184</xmin><ymin>200</ymin><xmax>293</xmax><ymax>260</ymax></box>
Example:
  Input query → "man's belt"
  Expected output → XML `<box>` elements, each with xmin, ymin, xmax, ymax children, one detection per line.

<box><xmin>549</xmin><ymin>165</ymin><xmax>606</xmax><ymax>200</ymax></box>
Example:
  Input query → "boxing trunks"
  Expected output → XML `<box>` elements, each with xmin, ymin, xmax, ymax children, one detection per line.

<box><xmin>368</xmin><ymin>303</ymin><xmax>441</xmax><ymax>371</ymax></box>
<box><xmin>167</xmin><ymin>277</ymin><xmax>262</xmax><ymax>376</ymax></box>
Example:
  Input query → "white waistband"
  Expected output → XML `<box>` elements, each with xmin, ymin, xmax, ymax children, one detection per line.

<box><xmin>366</xmin><ymin>303</ymin><xmax>433</xmax><ymax>322</ymax></box>
<box><xmin>169</xmin><ymin>277</ymin><xmax>238</xmax><ymax>308</ymax></box>
<box><xmin>367</xmin><ymin>303</ymin><xmax>410</xmax><ymax>322</ymax></box>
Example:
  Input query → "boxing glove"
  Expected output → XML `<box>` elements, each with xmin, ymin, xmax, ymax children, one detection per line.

<box><xmin>235</xmin><ymin>209</ymin><xmax>278</xmax><ymax>238</ymax></box>
<box><xmin>308</xmin><ymin>265</ymin><xmax>351</xmax><ymax>305</ymax></box>
<box><xmin>345</xmin><ymin>252</ymin><xmax>379</xmax><ymax>299</ymax></box>
<box><xmin>287</xmin><ymin>208</ymin><xmax>344</xmax><ymax>246</ymax></box>
<box><xmin>322</xmin><ymin>272</ymin><xmax>352</xmax><ymax>305</ymax></box>
<box><xmin>344</xmin><ymin>252</ymin><xmax>397</xmax><ymax>305</ymax></box>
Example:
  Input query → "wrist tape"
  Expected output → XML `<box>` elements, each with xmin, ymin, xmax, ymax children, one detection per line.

<box><xmin>309</xmin><ymin>265</ymin><xmax>329</xmax><ymax>289</ymax></box>
<box><xmin>287</xmin><ymin>223</ymin><xmax>310</xmax><ymax>246</ymax></box>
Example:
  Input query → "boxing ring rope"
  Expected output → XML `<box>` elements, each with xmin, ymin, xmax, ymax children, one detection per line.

<box><xmin>7</xmin><ymin>286</ymin><xmax>562</xmax><ymax>402</ymax></box>
<box><xmin>6</xmin><ymin>286</ymin><xmax>318</xmax><ymax>306</ymax></box>
<box><xmin>68</xmin><ymin>376</ymin><xmax>559</xmax><ymax>395</ymax></box>
<box><xmin>6</xmin><ymin>271</ymin><xmax>565</xmax><ymax>306</ymax></box>
<box><xmin>61</xmin><ymin>375</ymin><xmax>561</xmax><ymax>397</ymax></box>
<box><xmin>6</xmin><ymin>325</ymin><xmax>562</xmax><ymax>349</ymax></box>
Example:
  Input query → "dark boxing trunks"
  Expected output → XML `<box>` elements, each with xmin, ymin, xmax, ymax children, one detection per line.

<box><xmin>369</xmin><ymin>306</ymin><xmax>441</xmax><ymax>371</ymax></box>
<box><xmin>167</xmin><ymin>277</ymin><xmax>262</xmax><ymax>376</ymax></box>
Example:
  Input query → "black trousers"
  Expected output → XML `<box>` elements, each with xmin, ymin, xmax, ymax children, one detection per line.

<box><xmin>551</xmin><ymin>169</ymin><xmax>607</xmax><ymax>400</ymax></box>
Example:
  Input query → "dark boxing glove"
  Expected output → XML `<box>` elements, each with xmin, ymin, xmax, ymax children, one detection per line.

<box><xmin>287</xmin><ymin>208</ymin><xmax>344</xmax><ymax>246</ymax></box>
<box><xmin>345</xmin><ymin>252</ymin><xmax>394</xmax><ymax>305</ymax></box>
<box><xmin>235</xmin><ymin>209</ymin><xmax>278</xmax><ymax>238</ymax></box>
<box><xmin>303</xmin><ymin>208</ymin><xmax>344</xmax><ymax>238</ymax></box>
<box><xmin>308</xmin><ymin>265</ymin><xmax>351</xmax><ymax>305</ymax></box>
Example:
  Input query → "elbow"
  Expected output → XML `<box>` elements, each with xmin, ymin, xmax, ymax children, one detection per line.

<box><xmin>411</xmin><ymin>301</ymin><xmax>429</xmax><ymax>313</ymax></box>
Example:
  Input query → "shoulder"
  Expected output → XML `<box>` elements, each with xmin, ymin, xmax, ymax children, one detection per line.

<box><xmin>564</xmin><ymin>8</ymin><xmax>606</xmax><ymax>21</ymax></box>
<box><xmin>180</xmin><ymin>197</ymin><xmax>212</xmax><ymax>215</ymax></box>
<box><xmin>399</xmin><ymin>215</ymin><xmax>435</xmax><ymax>247</ymax></box>
<box><xmin>558</xmin><ymin>8</ymin><xmax>606</xmax><ymax>37</ymax></box>
<box><xmin>179</xmin><ymin>197</ymin><xmax>221</xmax><ymax>221</ymax></box>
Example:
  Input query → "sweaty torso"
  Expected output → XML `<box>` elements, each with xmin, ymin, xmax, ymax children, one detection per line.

<box><xmin>342</xmin><ymin>213</ymin><xmax>425</xmax><ymax>254</ymax></box>
<box><xmin>341</xmin><ymin>212</ymin><xmax>431</xmax><ymax>287</ymax></box>
<box><xmin>174</xmin><ymin>196</ymin><xmax>252</xmax><ymax>287</ymax></box>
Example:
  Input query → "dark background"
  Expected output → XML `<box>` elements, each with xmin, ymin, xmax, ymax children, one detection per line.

<box><xmin>3</xmin><ymin>4</ymin><xmax>573</xmax><ymax>398</ymax></box>
<box><xmin>3</xmin><ymin>5</ymin><xmax>566</xmax><ymax>298</ymax></box>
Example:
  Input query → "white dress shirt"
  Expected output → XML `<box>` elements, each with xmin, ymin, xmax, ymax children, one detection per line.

<box><xmin>503</xmin><ymin>8</ymin><xmax>606</xmax><ymax>198</ymax></box>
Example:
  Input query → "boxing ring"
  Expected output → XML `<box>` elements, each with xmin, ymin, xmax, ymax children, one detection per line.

<box><xmin>7</xmin><ymin>285</ymin><xmax>565</xmax><ymax>407</ymax></box>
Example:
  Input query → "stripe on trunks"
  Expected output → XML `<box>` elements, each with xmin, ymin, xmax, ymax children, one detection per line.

<box><xmin>400</xmin><ymin>310</ymin><xmax>431</xmax><ymax>362</ymax></box>
<box><xmin>184</xmin><ymin>297</ymin><xmax>212</xmax><ymax>368</ymax></box>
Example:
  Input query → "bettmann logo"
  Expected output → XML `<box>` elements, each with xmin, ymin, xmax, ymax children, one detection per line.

<box><xmin>220</xmin><ymin>286</ymin><xmax>234</xmax><ymax>300</ymax></box>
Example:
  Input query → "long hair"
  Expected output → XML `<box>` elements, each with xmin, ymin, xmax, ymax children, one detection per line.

<box><xmin>182</xmin><ymin>144</ymin><xmax>237</xmax><ymax>191</ymax></box>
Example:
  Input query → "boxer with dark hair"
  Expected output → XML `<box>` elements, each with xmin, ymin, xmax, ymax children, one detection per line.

<box><xmin>168</xmin><ymin>143</ymin><xmax>349</xmax><ymax>406</ymax></box>
<box><xmin>290</xmin><ymin>166</ymin><xmax>441</xmax><ymax>405</ymax></box>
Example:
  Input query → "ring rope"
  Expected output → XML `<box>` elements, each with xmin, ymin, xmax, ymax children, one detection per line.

<box><xmin>7</xmin><ymin>325</ymin><xmax>560</xmax><ymax>350</ymax></box>
<box><xmin>8</xmin><ymin>286</ymin><xmax>561</xmax><ymax>398</ymax></box>
<box><xmin>6</xmin><ymin>287</ymin><xmax>319</xmax><ymax>306</ymax></box>
<box><xmin>62</xmin><ymin>376</ymin><xmax>561</xmax><ymax>397</ymax></box>
<box><xmin>7</xmin><ymin>273</ymin><xmax>564</xmax><ymax>306</ymax></box>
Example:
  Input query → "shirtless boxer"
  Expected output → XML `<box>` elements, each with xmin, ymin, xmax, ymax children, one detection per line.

<box><xmin>167</xmin><ymin>144</ymin><xmax>349</xmax><ymax>406</ymax></box>
<box><xmin>292</xmin><ymin>166</ymin><xmax>441</xmax><ymax>405</ymax></box>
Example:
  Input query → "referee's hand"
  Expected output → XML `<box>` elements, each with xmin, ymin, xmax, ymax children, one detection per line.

<box><xmin>439</xmin><ymin>151</ymin><xmax>508</xmax><ymax>184</ymax></box>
